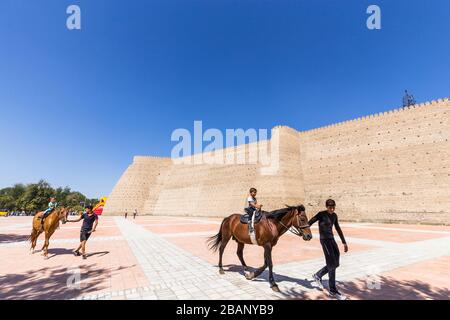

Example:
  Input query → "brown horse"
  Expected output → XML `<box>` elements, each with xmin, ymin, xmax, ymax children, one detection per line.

<box><xmin>207</xmin><ymin>205</ymin><xmax>312</xmax><ymax>291</ymax></box>
<box><xmin>29</xmin><ymin>207</ymin><xmax>68</xmax><ymax>258</ymax></box>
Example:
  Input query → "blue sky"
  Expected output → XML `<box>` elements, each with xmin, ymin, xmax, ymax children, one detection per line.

<box><xmin>0</xmin><ymin>0</ymin><xmax>449</xmax><ymax>198</ymax></box>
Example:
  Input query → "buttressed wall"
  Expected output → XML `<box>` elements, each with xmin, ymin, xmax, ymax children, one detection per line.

<box><xmin>103</xmin><ymin>98</ymin><xmax>450</xmax><ymax>224</ymax></box>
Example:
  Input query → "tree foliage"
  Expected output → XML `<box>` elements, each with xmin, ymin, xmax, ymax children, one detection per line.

<box><xmin>0</xmin><ymin>180</ymin><xmax>98</xmax><ymax>212</ymax></box>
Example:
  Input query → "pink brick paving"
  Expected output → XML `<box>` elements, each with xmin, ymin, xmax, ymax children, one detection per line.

<box><xmin>1</xmin><ymin>215</ymin><xmax>449</xmax><ymax>300</ymax></box>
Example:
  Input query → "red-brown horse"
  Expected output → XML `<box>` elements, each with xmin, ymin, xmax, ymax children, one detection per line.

<box><xmin>208</xmin><ymin>205</ymin><xmax>312</xmax><ymax>291</ymax></box>
<box><xmin>29</xmin><ymin>207</ymin><xmax>69</xmax><ymax>258</ymax></box>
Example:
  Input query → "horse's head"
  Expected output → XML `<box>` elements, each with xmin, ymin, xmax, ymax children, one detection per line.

<box><xmin>290</xmin><ymin>205</ymin><xmax>312</xmax><ymax>241</ymax></box>
<box><xmin>58</xmin><ymin>207</ymin><xmax>69</xmax><ymax>224</ymax></box>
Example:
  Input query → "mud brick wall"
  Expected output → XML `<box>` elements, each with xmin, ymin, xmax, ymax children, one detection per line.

<box><xmin>300</xmin><ymin>98</ymin><xmax>450</xmax><ymax>224</ymax></box>
<box><xmin>103</xmin><ymin>98</ymin><xmax>450</xmax><ymax>224</ymax></box>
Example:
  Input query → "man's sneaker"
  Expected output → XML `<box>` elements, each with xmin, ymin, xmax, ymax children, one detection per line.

<box><xmin>312</xmin><ymin>274</ymin><xmax>324</xmax><ymax>290</ymax></box>
<box><xmin>329</xmin><ymin>291</ymin><xmax>347</xmax><ymax>300</ymax></box>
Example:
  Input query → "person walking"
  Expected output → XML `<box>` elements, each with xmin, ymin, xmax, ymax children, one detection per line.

<box><xmin>308</xmin><ymin>199</ymin><xmax>348</xmax><ymax>300</ymax></box>
<box><xmin>68</xmin><ymin>205</ymin><xmax>99</xmax><ymax>259</ymax></box>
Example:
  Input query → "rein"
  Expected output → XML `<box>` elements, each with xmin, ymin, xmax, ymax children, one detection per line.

<box><xmin>50</xmin><ymin>208</ymin><xmax>66</xmax><ymax>224</ymax></box>
<box><xmin>278</xmin><ymin>210</ymin><xmax>309</xmax><ymax>237</ymax></box>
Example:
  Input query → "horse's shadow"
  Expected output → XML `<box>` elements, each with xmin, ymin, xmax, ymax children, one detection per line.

<box><xmin>223</xmin><ymin>264</ymin><xmax>317</xmax><ymax>294</ymax></box>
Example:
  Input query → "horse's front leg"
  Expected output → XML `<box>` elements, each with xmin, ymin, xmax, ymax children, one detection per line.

<box><xmin>40</xmin><ymin>240</ymin><xmax>45</xmax><ymax>252</ymax></box>
<box><xmin>265</xmin><ymin>244</ymin><xmax>279</xmax><ymax>292</ymax></box>
<box><xmin>43</xmin><ymin>233</ymin><xmax>50</xmax><ymax>259</ymax></box>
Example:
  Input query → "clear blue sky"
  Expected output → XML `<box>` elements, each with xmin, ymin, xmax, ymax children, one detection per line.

<box><xmin>0</xmin><ymin>0</ymin><xmax>449</xmax><ymax>198</ymax></box>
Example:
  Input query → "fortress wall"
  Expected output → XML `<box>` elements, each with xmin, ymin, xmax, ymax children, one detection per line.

<box><xmin>299</xmin><ymin>99</ymin><xmax>450</xmax><ymax>224</ymax></box>
<box><xmin>102</xmin><ymin>156</ymin><xmax>172</xmax><ymax>215</ymax></box>
<box><xmin>104</xmin><ymin>98</ymin><xmax>450</xmax><ymax>224</ymax></box>
<box><xmin>149</xmin><ymin>126</ymin><xmax>307</xmax><ymax>217</ymax></box>
<box><xmin>148</xmin><ymin>142</ymin><xmax>270</xmax><ymax>217</ymax></box>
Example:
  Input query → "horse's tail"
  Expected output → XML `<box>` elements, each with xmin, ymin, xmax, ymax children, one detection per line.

<box><xmin>207</xmin><ymin>217</ymin><xmax>229</xmax><ymax>252</ymax></box>
<box><xmin>28</xmin><ymin>226</ymin><xmax>37</xmax><ymax>243</ymax></box>
<box><xmin>28</xmin><ymin>216</ymin><xmax>39</xmax><ymax>243</ymax></box>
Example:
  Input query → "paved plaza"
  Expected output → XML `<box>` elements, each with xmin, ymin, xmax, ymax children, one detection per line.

<box><xmin>1</xmin><ymin>215</ymin><xmax>450</xmax><ymax>300</ymax></box>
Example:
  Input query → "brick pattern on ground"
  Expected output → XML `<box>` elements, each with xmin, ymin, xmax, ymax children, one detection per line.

<box><xmin>75</xmin><ymin>217</ymin><xmax>450</xmax><ymax>300</ymax></box>
<box><xmin>2</xmin><ymin>216</ymin><xmax>449</xmax><ymax>300</ymax></box>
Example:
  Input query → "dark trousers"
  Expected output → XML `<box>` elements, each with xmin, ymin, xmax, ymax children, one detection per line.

<box><xmin>316</xmin><ymin>238</ymin><xmax>340</xmax><ymax>293</ymax></box>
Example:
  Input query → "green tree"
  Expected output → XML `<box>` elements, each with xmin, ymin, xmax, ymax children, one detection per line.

<box><xmin>0</xmin><ymin>184</ymin><xmax>26</xmax><ymax>210</ymax></box>
<box><xmin>0</xmin><ymin>180</ymin><xmax>98</xmax><ymax>213</ymax></box>
<box><xmin>16</xmin><ymin>180</ymin><xmax>53</xmax><ymax>211</ymax></box>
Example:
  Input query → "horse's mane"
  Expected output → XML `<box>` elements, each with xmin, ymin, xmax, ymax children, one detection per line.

<box><xmin>266</xmin><ymin>208</ymin><xmax>291</xmax><ymax>220</ymax></box>
<box><xmin>266</xmin><ymin>204</ymin><xmax>305</xmax><ymax>220</ymax></box>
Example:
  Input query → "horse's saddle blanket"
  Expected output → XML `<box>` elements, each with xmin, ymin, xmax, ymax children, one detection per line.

<box><xmin>240</xmin><ymin>210</ymin><xmax>264</xmax><ymax>224</ymax></box>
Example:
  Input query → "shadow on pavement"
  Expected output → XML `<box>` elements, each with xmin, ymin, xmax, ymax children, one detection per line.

<box><xmin>222</xmin><ymin>264</ymin><xmax>450</xmax><ymax>300</ymax></box>
<box><xmin>339</xmin><ymin>276</ymin><xmax>450</xmax><ymax>300</ymax></box>
<box><xmin>0</xmin><ymin>264</ymin><xmax>133</xmax><ymax>300</ymax></box>
<box><xmin>87</xmin><ymin>251</ymin><xmax>110</xmax><ymax>258</ymax></box>
<box><xmin>0</xmin><ymin>234</ymin><xmax>30</xmax><ymax>244</ymax></box>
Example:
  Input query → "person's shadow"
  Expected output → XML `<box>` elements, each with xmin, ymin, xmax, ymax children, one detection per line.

<box><xmin>223</xmin><ymin>264</ymin><xmax>316</xmax><ymax>297</ymax></box>
<box><xmin>86</xmin><ymin>251</ymin><xmax>109</xmax><ymax>258</ymax></box>
<box><xmin>45</xmin><ymin>248</ymin><xmax>110</xmax><ymax>259</ymax></box>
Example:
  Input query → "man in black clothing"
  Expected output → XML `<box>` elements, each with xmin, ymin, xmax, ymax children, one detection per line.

<box><xmin>68</xmin><ymin>205</ymin><xmax>99</xmax><ymax>259</ymax></box>
<box><xmin>308</xmin><ymin>199</ymin><xmax>348</xmax><ymax>300</ymax></box>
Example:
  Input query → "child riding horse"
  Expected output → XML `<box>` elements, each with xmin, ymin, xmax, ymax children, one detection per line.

<box><xmin>208</xmin><ymin>204</ymin><xmax>312</xmax><ymax>291</ymax></box>
<box><xmin>30</xmin><ymin>207</ymin><xmax>68</xmax><ymax>259</ymax></box>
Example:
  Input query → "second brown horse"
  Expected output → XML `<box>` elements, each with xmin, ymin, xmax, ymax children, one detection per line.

<box><xmin>30</xmin><ymin>207</ymin><xmax>69</xmax><ymax>259</ymax></box>
<box><xmin>208</xmin><ymin>205</ymin><xmax>312</xmax><ymax>291</ymax></box>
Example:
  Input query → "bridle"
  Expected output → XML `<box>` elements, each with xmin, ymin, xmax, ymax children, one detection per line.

<box><xmin>278</xmin><ymin>208</ymin><xmax>310</xmax><ymax>237</ymax></box>
<box><xmin>58</xmin><ymin>208</ymin><xmax>68</xmax><ymax>224</ymax></box>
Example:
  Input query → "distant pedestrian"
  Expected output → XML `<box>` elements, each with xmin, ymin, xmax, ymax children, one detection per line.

<box><xmin>133</xmin><ymin>209</ymin><xmax>137</xmax><ymax>219</ymax></box>
<box><xmin>124</xmin><ymin>210</ymin><xmax>128</xmax><ymax>219</ymax></box>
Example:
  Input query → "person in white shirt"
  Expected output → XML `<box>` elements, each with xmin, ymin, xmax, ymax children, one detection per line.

<box><xmin>245</xmin><ymin>187</ymin><xmax>263</xmax><ymax>232</ymax></box>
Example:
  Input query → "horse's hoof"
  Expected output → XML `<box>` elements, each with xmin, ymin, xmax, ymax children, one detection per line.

<box><xmin>245</xmin><ymin>271</ymin><xmax>255</xmax><ymax>280</ymax></box>
<box><xmin>271</xmin><ymin>285</ymin><xmax>280</xmax><ymax>292</ymax></box>
<box><xmin>219</xmin><ymin>269</ymin><xmax>225</xmax><ymax>275</ymax></box>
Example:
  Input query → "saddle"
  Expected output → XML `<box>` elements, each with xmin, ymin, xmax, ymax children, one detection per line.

<box><xmin>240</xmin><ymin>209</ymin><xmax>264</xmax><ymax>225</ymax></box>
